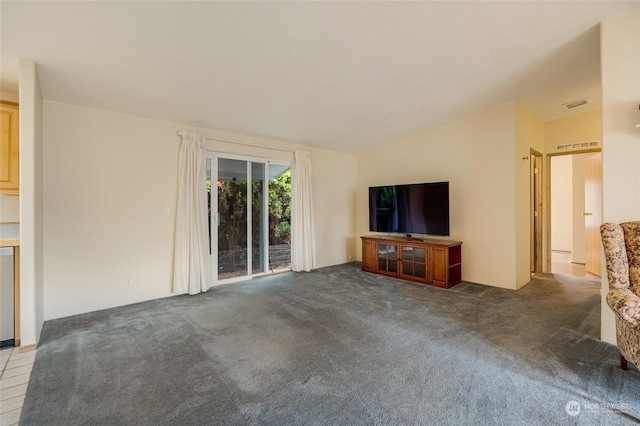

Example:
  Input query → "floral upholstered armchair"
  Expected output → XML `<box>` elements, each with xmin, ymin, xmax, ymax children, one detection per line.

<box><xmin>600</xmin><ymin>222</ymin><xmax>640</xmax><ymax>370</ymax></box>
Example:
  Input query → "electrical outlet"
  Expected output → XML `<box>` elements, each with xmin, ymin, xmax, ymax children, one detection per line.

<box><xmin>348</xmin><ymin>255</ymin><xmax>353</xmax><ymax>260</ymax></box>
<box><xmin>163</xmin><ymin>207</ymin><xmax>170</xmax><ymax>216</ymax></box>
<box><xmin>125</xmin><ymin>276</ymin><xmax>133</xmax><ymax>286</ymax></box>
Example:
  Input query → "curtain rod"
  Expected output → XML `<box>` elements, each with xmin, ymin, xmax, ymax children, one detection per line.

<box><xmin>177</xmin><ymin>131</ymin><xmax>296</xmax><ymax>153</ymax></box>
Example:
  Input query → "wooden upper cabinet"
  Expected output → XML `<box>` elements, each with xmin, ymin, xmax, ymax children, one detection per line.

<box><xmin>0</xmin><ymin>102</ymin><xmax>19</xmax><ymax>195</ymax></box>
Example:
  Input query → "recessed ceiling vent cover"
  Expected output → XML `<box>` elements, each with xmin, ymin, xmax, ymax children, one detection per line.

<box><xmin>556</xmin><ymin>141</ymin><xmax>599</xmax><ymax>152</ymax></box>
<box><xmin>562</xmin><ymin>98</ymin><xmax>590</xmax><ymax>110</ymax></box>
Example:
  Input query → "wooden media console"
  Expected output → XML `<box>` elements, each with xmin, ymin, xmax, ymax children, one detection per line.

<box><xmin>361</xmin><ymin>236</ymin><xmax>462</xmax><ymax>288</ymax></box>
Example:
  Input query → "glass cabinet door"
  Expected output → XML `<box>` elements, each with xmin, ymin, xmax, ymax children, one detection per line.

<box><xmin>376</xmin><ymin>243</ymin><xmax>398</xmax><ymax>274</ymax></box>
<box><xmin>400</xmin><ymin>245</ymin><xmax>427</xmax><ymax>280</ymax></box>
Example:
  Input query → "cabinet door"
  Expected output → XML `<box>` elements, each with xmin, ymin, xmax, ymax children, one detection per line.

<box><xmin>376</xmin><ymin>243</ymin><xmax>399</xmax><ymax>276</ymax></box>
<box><xmin>0</xmin><ymin>103</ymin><xmax>19</xmax><ymax>195</ymax></box>
<box><xmin>399</xmin><ymin>244</ymin><xmax>427</xmax><ymax>283</ymax></box>
<box><xmin>430</xmin><ymin>247</ymin><xmax>447</xmax><ymax>286</ymax></box>
<box><xmin>362</xmin><ymin>240</ymin><xmax>376</xmax><ymax>272</ymax></box>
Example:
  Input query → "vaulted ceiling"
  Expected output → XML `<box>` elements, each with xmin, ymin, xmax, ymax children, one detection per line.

<box><xmin>1</xmin><ymin>1</ymin><xmax>638</xmax><ymax>152</ymax></box>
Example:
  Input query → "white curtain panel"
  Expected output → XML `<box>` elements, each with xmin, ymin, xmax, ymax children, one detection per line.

<box><xmin>172</xmin><ymin>132</ymin><xmax>210</xmax><ymax>295</ymax></box>
<box><xmin>291</xmin><ymin>150</ymin><xmax>316</xmax><ymax>272</ymax></box>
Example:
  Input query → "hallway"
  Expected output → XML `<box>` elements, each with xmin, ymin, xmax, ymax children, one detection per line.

<box><xmin>551</xmin><ymin>250</ymin><xmax>599</xmax><ymax>279</ymax></box>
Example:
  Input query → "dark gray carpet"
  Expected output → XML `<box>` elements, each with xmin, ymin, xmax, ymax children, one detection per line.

<box><xmin>20</xmin><ymin>263</ymin><xmax>640</xmax><ymax>425</ymax></box>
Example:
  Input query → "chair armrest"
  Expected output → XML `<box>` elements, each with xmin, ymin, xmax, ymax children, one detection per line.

<box><xmin>607</xmin><ymin>288</ymin><xmax>640</xmax><ymax>325</ymax></box>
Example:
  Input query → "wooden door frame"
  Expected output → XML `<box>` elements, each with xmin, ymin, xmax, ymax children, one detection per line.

<box><xmin>545</xmin><ymin>148</ymin><xmax>601</xmax><ymax>273</ymax></box>
<box><xmin>530</xmin><ymin>148</ymin><xmax>543</xmax><ymax>273</ymax></box>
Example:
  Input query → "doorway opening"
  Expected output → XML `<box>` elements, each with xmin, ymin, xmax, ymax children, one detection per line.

<box><xmin>206</xmin><ymin>153</ymin><xmax>293</xmax><ymax>285</ymax></box>
<box><xmin>547</xmin><ymin>149</ymin><xmax>601</xmax><ymax>279</ymax></box>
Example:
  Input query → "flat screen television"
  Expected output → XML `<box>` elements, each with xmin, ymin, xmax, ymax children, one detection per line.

<box><xmin>369</xmin><ymin>182</ymin><xmax>449</xmax><ymax>237</ymax></box>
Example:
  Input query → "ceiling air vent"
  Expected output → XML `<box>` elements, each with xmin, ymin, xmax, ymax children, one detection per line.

<box><xmin>556</xmin><ymin>141</ymin><xmax>599</xmax><ymax>152</ymax></box>
<box><xmin>562</xmin><ymin>97</ymin><xmax>590</xmax><ymax>110</ymax></box>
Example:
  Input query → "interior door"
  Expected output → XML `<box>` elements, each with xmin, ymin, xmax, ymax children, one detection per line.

<box><xmin>584</xmin><ymin>153</ymin><xmax>602</xmax><ymax>277</ymax></box>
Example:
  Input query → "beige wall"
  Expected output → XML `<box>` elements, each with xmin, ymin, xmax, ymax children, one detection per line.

<box><xmin>543</xmin><ymin>109</ymin><xmax>602</xmax><ymax>154</ymax></box>
<box><xmin>357</xmin><ymin>101</ymin><xmax>530</xmax><ymax>289</ymax></box>
<box><xmin>311</xmin><ymin>148</ymin><xmax>358</xmax><ymax>265</ymax></box>
<box><xmin>551</xmin><ymin>155</ymin><xmax>573</xmax><ymax>252</ymax></box>
<box><xmin>515</xmin><ymin>103</ymin><xmax>543</xmax><ymax>287</ymax></box>
<box><xmin>600</xmin><ymin>7</ymin><xmax>640</xmax><ymax>344</ymax></box>
<box><xmin>18</xmin><ymin>59</ymin><xmax>44</xmax><ymax>345</ymax></box>
<box><xmin>43</xmin><ymin>101</ymin><xmax>357</xmax><ymax>320</ymax></box>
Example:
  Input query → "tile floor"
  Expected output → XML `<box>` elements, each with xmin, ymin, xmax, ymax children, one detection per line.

<box><xmin>0</xmin><ymin>347</ymin><xmax>36</xmax><ymax>426</ymax></box>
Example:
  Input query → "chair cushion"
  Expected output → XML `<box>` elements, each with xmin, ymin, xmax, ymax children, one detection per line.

<box><xmin>621</xmin><ymin>222</ymin><xmax>640</xmax><ymax>296</ymax></box>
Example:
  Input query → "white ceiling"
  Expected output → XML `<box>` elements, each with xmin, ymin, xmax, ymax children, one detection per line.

<box><xmin>1</xmin><ymin>1</ymin><xmax>638</xmax><ymax>153</ymax></box>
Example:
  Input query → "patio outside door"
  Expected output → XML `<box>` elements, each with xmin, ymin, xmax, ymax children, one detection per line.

<box><xmin>207</xmin><ymin>154</ymin><xmax>292</xmax><ymax>284</ymax></box>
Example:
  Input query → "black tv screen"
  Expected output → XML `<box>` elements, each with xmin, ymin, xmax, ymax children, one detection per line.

<box><xmin>369</xmin><ymin>182</ymin><xmax>450</xmax><ymax>236</ymax></box>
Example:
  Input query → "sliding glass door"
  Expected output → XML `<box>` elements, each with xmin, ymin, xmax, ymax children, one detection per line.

<box><xmin>216</xmin><ymin>158</ymin><xmax>252</xmax><ymax>279</ymax></box>
<box><xmin>207</xmin><ymin>153</ymin><xmax>291</xmax><ymax>284</ymax></box>
<box><xmin>267</xmin><ymin>164</ymin><xmax>292</xmax><ymax>270</ymax></box>
<box><xmin>251</xmin><ymin>162</ymin><xmax>266</xmax><ymax>276</ymax></box>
